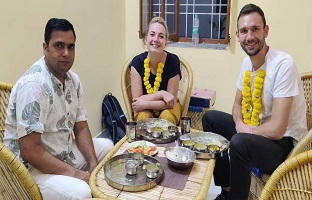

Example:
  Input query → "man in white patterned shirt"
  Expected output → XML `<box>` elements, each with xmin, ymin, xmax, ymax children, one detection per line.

<box><xmin>4</xmin><ymin>18</ymin><xmax>113</xmax><ymax>199</ymax></box>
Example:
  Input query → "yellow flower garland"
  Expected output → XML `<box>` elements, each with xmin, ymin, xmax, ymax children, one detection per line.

<box><xmin>143</xmin><ymin>58</ymin><xmax>164</xmax><ymax>94</ymax></box>
<box><xmin>242</xmin><ymin>69</ymin><xmax>266</xmax><ymax>126</ymax></box>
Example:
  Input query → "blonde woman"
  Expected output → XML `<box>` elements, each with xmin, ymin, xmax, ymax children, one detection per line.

<box><xmin>130</xmin><ymin>17</ymin><xmax>181</xmax><ymax>125</ymax></box>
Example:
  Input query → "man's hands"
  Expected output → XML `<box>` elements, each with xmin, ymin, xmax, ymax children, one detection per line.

<box><xmin>235</xmin><ymin>120</ymin><xmax>254</xmax><ymax>134</ymax></box>
<box><xmin>88</xmin><ymin>162</ymin><xmax>97</xmax><ymax>174</ymax></box>
<box><xmin>20</xmin><ymin>132</ymin><xmax>93</xmax><ymax>182</ymax></box>
<box><xmin>75</xmin><ymin>170</ymin><xmax>90</xmax><ymax>183</ymax></box>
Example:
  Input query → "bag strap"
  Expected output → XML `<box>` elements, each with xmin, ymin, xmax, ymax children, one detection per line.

<box><xmin>111</xmin><ymin>120</ymin><xmax>118</xmax><ymax>144</ymax></box>
<box><xmin>109</xmin><ymin>95</ymin><xmax>126</xmax><ymax>135</ymax></box>
<box><xmin>102</xmin><ymin>92</ymin><xmax>114</xmax><ymax>129</ymax></box>
<box><xmin>102</xmin><ymin>97</ymin><xmax>117</xmax><ymax>144</ymax></box>
<box><xmin>107</xmin><ymin>93</ymin><xmax>127</xmax><ymax>125</ymax></box>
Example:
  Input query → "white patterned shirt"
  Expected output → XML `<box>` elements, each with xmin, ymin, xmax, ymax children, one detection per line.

<box><xmin>4</xmin><ymin>56</ymin><xmax>88</xmax><ymax>162</ymax></box>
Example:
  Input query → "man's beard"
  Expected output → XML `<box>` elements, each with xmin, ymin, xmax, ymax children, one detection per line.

<box><xmin>241</xmin><ymin>40</ymin><xmax>264</xmax><ymax>57</ymax></box>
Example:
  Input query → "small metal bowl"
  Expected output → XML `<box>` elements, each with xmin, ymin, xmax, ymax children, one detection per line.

<box><xmin>164</xmin><ymin>146</ymin><xmax>196</xmax><ymax>170</ymax></box>
<box><xmin>145</xmin><ymin>163</ymin><xmax>159</xmax><ymax>179</ymax></box>
<box><xmin>179</xmin><ymin>134</ymin><xmax>191</xmax><ymax>145</ymax></box>
<box><xmin>207</xmin><ymin>144</ymin><xmax>221</xmax><ymax>153</ymax></box>
<box><xmin>132</xmin><ymin>152</ymin><xmax>144</xmax><ymax>165</ymax></box>
<box><xmin>125</xmin><ymin>159</ymin><xmax>139</xmax><ymax>175</ymax></box>
<box><xmin>193</xmin><ymin>143</ymin><xmax>207</xmax><ymax>152</ymax></box>
<box><xmin>152</xmin><ymin>131</ymin><xmax>162</xmax><ymax>138</ymax></box>
<box><xmin>146</xmin><ymin>122</ymin><xmax>156</xmax><ymax>133</ymax></box>
<box><xmin>182</xmin><ymin>140</ymin><xmax>195</xmax><ymax>149</ymax></box>
<box><xmin>168</xmin><ymin>125</ymin><xmax>178</xmax><ymax>133</ymax></box>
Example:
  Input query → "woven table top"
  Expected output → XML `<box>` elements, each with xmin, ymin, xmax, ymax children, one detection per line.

<box><xmin>89</xmin><ymin>136</ymin><xmax>216</xmax><ymax>200</ymax></box>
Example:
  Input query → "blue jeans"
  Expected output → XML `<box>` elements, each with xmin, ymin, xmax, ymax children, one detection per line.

<box><xmin>202</xmin><ymin>110</ymin><xmax>293</xmax><ymax>200</ymax></box>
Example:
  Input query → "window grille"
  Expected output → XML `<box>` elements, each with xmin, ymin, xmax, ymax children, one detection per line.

<box><xmin>140</xmin><ymin>0</ymin><xmax>231</xmax><ymax>44</ymax></box>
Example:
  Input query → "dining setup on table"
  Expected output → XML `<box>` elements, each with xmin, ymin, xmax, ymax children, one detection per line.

<box><xmin>89</xmin><ymin>117</ymin><xmax>229</xmax><ymax>200</ymax></box>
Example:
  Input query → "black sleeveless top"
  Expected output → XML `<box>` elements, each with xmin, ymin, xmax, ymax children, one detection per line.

<box><xmin>131</xmin><ymin>51</ymin><xmax>181</xmax><ymax>95</ymax></box>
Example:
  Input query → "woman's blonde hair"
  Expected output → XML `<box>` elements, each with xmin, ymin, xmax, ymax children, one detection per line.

<box><xmin>147</xmin><ymin>17</ymin><xmax>169</xmax><ymax>40</ymax></box>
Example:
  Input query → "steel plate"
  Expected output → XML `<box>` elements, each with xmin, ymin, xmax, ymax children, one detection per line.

<box><xmin>179</xmin><ymin>132</ymin><xmax>229</xmax><ymax>159</ymax></box>
<box><xmin>136</xmin><ymin>118</ymin><xmax>179</xmax><ymax>143</ymax></box>
<box><xmin>104</xmin><ymin>153</ymin><xmax>164</xmax><ymax>191</ymax></box>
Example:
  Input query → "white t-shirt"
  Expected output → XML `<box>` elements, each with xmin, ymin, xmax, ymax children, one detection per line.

<box><xmin>4</xmin><ymin>56</ymin><xmax>88</xmax><ymax>162</ymax></box>
<box><xmin>237</xmin><ymin>48</ymin><xmax>307</xmax><ymax>142</ymax></box>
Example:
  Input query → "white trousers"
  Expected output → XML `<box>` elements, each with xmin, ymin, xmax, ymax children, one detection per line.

<box><xmin>29</xmin><ymin>138</ymin><xmax>114</xmax><ymax>200</ymax></box>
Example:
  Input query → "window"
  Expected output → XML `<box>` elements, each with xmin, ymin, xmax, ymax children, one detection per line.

<box><xmin>140</xmin><ymin>0</ymin><xmax>231</xmax><ymax>44</ymax></box>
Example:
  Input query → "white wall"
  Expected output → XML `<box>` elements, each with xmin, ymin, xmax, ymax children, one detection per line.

<box><xmin>0</xmin><ymin>1</ymin><xmax>126</xmax><ymax>135</ymax></box>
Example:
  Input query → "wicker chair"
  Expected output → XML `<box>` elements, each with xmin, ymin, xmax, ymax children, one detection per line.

<box><xmin>259</xmin><ymin>149</ymin><xmax>312</xmax><ymax>200</ymax></box>
<box><xmin>301</xmin><ymin>72</ymin><xmax>312</xmax><ymax>131</ymax></box>
<box><xmin>0</xmin><ymin>81</ymin><xmax>42</xmax><ymax>200</ymax></box>
<box><xmin>249</xmin><ymin>72</ymin><xmax>312</xmax><ymax>200</ymax></box>
<box><xmin>121</xmin><ymin>55</ymin><xmax>193</xmax><ymax>123</ymax></box>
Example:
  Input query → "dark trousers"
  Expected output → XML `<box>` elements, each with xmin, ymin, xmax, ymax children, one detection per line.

<box><xmin>202</xmin><ymin>110</ymin><xmax>294</xmax><ymax>200</ymax></box>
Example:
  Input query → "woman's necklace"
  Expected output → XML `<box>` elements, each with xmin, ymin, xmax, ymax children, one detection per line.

<box><xmin>242</xmin><ymin>69</ymin><xmax>266</xmax><ymax>126</ymax></box>
<box><xmin>143</xmin><ymin>58</ymin><xmax>164</xmax><ymax>94</ymax></box>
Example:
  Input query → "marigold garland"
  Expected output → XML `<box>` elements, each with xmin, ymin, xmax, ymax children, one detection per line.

<box><xmin>143</xmin><ymin>58</ymin><xmax>164</xmax><ymax>94</ymax></box>
<box><xmin>242</xmin><ymin>69</ymin><xmax>266</xmax><ymax>126</ymax></box>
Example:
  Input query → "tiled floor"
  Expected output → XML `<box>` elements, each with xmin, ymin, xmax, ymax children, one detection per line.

<box><xmin>206</xmin><ymin>177</ymin><xmax>220</xmax><ymax>200</ymax></box>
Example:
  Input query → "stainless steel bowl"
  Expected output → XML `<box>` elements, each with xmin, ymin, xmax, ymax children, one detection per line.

<box><xmin>145</xmin><ymin>163</ymin><xmax>160</xmax><ymax>179</ymax></box>
<box><xmin>152</xmin><ymin>131</ymin><xmax>162</xmax><ymax>138</ymax></box>
<box><xmin>168</xmin><ymin>125</ymin><xmax>178</xmax><ymax>133</ymax></box>
<box><xmin>125</xmin><ymin>159</ymin><xmax>139</xmax><ymax>175</ymax></box>
<box><xmin>164</xmin><ymin>146</ymin><xmax>196</xmax><ymax>170</ymax></box>
<box><xmin>131</xmin><ymin>152</ymin><xmax>144</xmax><ymax>165</ymax></box>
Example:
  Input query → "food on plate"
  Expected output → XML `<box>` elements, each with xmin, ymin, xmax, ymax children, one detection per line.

<box><xmin>182</xmin><ymin>140</ymin><xmax>195</xmax><ymax>148</ymax></box>
<box><xmin>193</xmin><ymin>143</ymin><xmax>207</xmax><ymax>152</ymax></box>
<box><xmin>209</xmin><ymin>138</ymin><xmax>222</xmax><ymax>147</ymax></box>
<box><xmin>161</xmin><ymin>130</ymin><xmax>175</xmax><ymax>139</ymax></box>
<box><xmin>207</xmin><ymin>144</ymin><xmax>221</xmax><ymax>152</ymax></box>
<box><xmin>146</xmin><ymin>122</ymin><xmax>156</xmax><ymax>132</ymax></box>
<box><xmin>145</xmin><ymin>163</ymin><xmax>160</xmax><ymax>179</ymax></box>
<box><xmin>131</xmin><ymin>152</ymin><xmax>144</xmax><ymax>165</ymax></box>
<box><xmin>128</xmin><ymin>141</ymin><xmax>157</xmax><ymax>155</ymax></box>
<box><xmin>151</xmin><ymin>126</ymin><xmax>164</xmax><ymax>133</ymax></box>
<box><xmin>145</xmin><ymin>163</ymin><xmax>159</xmax><ymax>171</ymax></box>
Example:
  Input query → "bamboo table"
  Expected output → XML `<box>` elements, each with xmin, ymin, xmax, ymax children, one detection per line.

<box><xmin>89</xmin><ymin>136</ymin><xmax>216</xmax><ymax>200</ymax></box>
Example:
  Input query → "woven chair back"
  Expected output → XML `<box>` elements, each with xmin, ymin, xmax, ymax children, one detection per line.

<box><xmin>0</xmin><ymin>81</ymin><xmax>13</xmax><ymax>142</ymax></box>
<box><xmin>0</xmin><ymin>81</ymin><xmax>42</xmax><ymax>200</ymax></box>
<box><xmin>249</xmin><ymin>72</ymin><xmax>312</xmax><ymax>200</ymax></box>
<box><xmin>287</xmin><ymin>72</ymin><xmax>312</xmax><ymax>157</ymax></box>
<box><xmin>260</xmin><ymin>149</ymin><xmax>312</xmax><ymax>200</ymax></box>
<box><xmin>121</xmin><ymin>55</ymin><xmax>193</xmax><ymax>122</ymax></box>
<box><xmin>301</xmin><ymin>72</ymin><xmax>312</xmax><ymax>131</ymax></box>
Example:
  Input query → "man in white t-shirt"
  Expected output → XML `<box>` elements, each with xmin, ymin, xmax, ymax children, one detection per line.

<box><xmin>4</xmin><ymin>18</ymin><xmax>113</xmax><ymax>199</ymax></box>
<box><xmin>202</xmin><ymin>4</ymin><xmax>307</xmax><ymax>200</ymax></box>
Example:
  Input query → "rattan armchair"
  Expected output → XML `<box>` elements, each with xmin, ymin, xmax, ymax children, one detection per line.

<box><xmin>121</xmin><ymin>55</ymin><xmax>193</xmax><ymax>123</ymax></box>
<box><xmin>249</xmin><ymin>72</ymin><xmax>312</xmax><ymax>200</ymax></box>
<box><xmin>0</xmin><ymin>81</ymin><xmax>42</xmax><ymax>200</ymax></box>
<box><xmin>259</xmin><ymin>149</ymin><xmax>312</xmax><ymax>200</ymax></box>
<box><xmin>301</xmin><ymin>72</ymin><xmax>312</xmax><ymax>131</ymax></box>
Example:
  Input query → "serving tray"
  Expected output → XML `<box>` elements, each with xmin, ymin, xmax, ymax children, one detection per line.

<box><xmin>179</xmin><ymin>132</ymin><xmax>229</xmax><ymax>159</ymax></box>
<box><xmin>136</xmin><ymin>118</ymin><xmax>179</xmax><ymax>144</ymax></box>
<box><xmin>104</xmin><ymin>153</ymin><xmax>164</xmax><ymax>192</ymax></box>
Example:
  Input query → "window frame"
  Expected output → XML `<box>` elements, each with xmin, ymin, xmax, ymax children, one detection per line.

<box><xmin>139</xmin><ymin>0</ymin><xmax>231</xmax><ymax>45</ymax></box>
